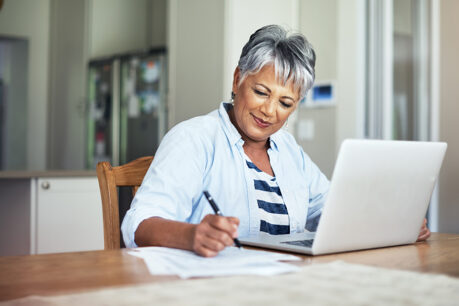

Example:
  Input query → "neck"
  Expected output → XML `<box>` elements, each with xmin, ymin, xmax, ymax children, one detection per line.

<box><xmin>243</xmin><ymin>139</ymin><xmax>269</xmax><ymax>152</ymax></box>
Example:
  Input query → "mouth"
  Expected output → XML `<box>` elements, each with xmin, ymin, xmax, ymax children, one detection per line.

<box><xmin>252</xmin><ymin>114</ymin><xmax>272</xmax><ymax>128</ymax></box>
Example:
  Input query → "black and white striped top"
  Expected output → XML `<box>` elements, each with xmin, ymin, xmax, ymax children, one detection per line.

<box><xmin>245</xmin><ymin>159</ymin><xmax>290</xmax><ymax>235</ymax></box>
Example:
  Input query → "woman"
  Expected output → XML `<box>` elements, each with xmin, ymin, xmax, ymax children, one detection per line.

<box><xmin>122</xmin><ymin>25</ymin><xmax>430</xmax><ymax>257</ymax></box>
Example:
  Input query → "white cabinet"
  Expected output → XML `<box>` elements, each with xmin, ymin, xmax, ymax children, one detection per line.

<box><xmin>35</xmin><ymin>177</ymin><xmax>104</xmax><ymax>254</ymax></box>
<box><xmin>0</xmin><ymin>173</ymin><xmax>104</xmax><ymax>256</ymax></box>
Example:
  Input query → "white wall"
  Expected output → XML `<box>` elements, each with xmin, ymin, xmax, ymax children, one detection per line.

<box><xmin>150</xmin><ymin>0</ymin><xmax>167</xmax><ymax>48</ymax></box>
<box><xmin>0</xmin><ymin>0</ymin><xmax>51</xmax><ymax>170</ymax></box>
<box><xmin>47</xmin><ymin>0</ymin><xmax>89</xmax><ymax>170</ymax></box>
<box><xmin>297</xmin><ymin>0</ymin><xmax>338</xmax><ymax>178</ymax></box>
<box><xmin>438</xmin><ymin>0</ymin><xmax>459</xmax><ymax>233</ymax></box>
<box><xmin>167</xmin><ymin>0</ymin><xmax>225</xmax><ymax>126</ymax></box>
<box><xmin>300</xmin><ymin>0</ymin><xmax>337</xmax><ymax>80</ymax></box>
<box><xmin>335</xmin><ymin>0</ymin><xmax>366</xmax><ymax>148</ymax></box>
<box><xmin>89</xmin><ymin>0</ymin><xmax>150</xmax><ymax>58</ymax></box>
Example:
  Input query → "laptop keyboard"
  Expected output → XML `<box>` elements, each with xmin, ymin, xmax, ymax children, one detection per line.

<box><xmin>281</xmin><ymin>239</ymin><xmax>314</xmax><ymax>248</ymax></box>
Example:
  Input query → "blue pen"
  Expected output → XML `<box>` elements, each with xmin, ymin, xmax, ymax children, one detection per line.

<box><xmin>203</xmin><ymin>191</ymin><xmax>242</xmax><ymax>248</ymax></box>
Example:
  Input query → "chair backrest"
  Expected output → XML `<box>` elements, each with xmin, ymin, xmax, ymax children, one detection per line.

<box><xmin>96</xmin><ymin>156</ymin><xmax>153</xmax><ymax>249</ymax></box>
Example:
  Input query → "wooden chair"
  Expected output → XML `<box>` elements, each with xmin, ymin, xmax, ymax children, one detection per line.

<box><xmin>96</xmin><ymin>156</ymin><xmax>153</xmax><ymax>249</ymax></box>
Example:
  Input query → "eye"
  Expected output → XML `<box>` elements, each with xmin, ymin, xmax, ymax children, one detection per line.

<box><xmin>254</xmin><ymin>89</ymin><xmax>268</xmax><ymax>96</ymax></box>
<box><xmin>280</xmin><ymin>101</ymin><xmax>293</xmax><ymax>108</ymax></box>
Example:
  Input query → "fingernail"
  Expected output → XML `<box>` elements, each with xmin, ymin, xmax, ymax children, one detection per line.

<box><xmin>233</xmin><ymin>231</ymin><xmax>238</xmax><ymax>238</ymax></box>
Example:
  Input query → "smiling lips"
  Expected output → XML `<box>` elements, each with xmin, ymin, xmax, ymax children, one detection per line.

<box><xmin>252</xmin><ymin>114</ymin><xmax>272</xmax><ymax>128</ymax></box>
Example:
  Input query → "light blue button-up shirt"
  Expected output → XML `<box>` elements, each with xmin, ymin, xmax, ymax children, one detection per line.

<box><xmin>121</xmin><ymin>102</ymin><xmax>330</xmax><ymax>248</ymax></box>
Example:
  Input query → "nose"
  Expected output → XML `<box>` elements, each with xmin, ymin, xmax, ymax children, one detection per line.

<box><xmin>260</xmin><ymin>99</ymin><xmax>276</xmax><ymax>118</ymax></box>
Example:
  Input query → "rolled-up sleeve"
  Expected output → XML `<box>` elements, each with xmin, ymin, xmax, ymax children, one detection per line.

<box><xmin>121</xmin><ymin>122</ymin><xmax>210</xmax><ymax>248</ymax></box>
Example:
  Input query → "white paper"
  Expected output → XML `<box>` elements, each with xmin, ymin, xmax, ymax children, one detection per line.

<box><xmin>128</xmin><ymin>247</ymin><xmax>300</xmax><ymax>279</ymax></box>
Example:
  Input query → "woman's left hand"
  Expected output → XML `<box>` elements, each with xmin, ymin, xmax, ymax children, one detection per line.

<box><xmin>417</xmin><ymin>218</ymin><xmax>431</xmax><ymax>241</ymax></box>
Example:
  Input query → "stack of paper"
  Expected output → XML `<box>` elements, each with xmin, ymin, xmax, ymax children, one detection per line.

<box><xmin>128</xmin><ymin>247</ymin><xmax>301</xmax><ymax>279</ymax></box>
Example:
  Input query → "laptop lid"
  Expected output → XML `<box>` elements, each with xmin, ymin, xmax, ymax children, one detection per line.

<box><xmin>311</xmin><ymin>139</ymin><xmax>447</xmax><ymax>255</ymax></box>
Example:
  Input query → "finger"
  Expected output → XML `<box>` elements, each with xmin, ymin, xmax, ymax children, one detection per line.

<box><xmin>423</xmin><ymin>227</ymin><xmax>431</xmax><ymax>238</ymax></box>
<box><xmin>195</xmin><ymin>217</ymin><xmax>233</xmax><ymax>250</ymax></box>
<box><xmin>201</xmin><ymin>234</ymin><xmax>227</xmax><ymax>252</ymax></box>
<box><xmin>417</xmin><ymin>233</ymin><xmax>429</xmax><ymax>242</ymax></box>
<box><xmin>205</xmin><ymin>227</ymin><xmax>234</xmax><ymax>246</ymax></box>
<box><xmin>417</xmin><ymin>226</ymin><xmax>428</xmax><ymax>237</ymax></box>
<box><xmin>419</xmin><ymin>224</ymin><xmax>428</xmax><ymax>233</ymax></box>
<box><xmin>195</xmin><ymin>245</ymin><xmax>218</xmax><ymax>257</ymax></box>
<box><xmin>192</xmin><ymin>223</ymin><xmax>222</xmax><ymax>256</ymax></box>
<box><xmin>227</xmin><ymin>217</ymin><xmax>240</xmax><ymax>226</ymax></box>
<box><xmin>207</xmin><ymin>215</ymin><xmax>238</xmax><ymax>237</ymax></box>
<box><xmin>417</xmin><ymin>228</ymin><xmax>431</xmax><ymax>241</ymax></box>
<box><xmin>417</xmin><ymin>232</ymin><xmax>427</xmax><ymax>241</ymax></box>
<box><xmin>227</xmin><ymin>217</ymin><xmax>240</xmax><ymax>237</ymax></box>
<box><xmin>418</xmin><ymin>230</ymin><xmax>428</xmax><ymax>239</ymax></box>
<box><xmin>417</xmin><ymin>218</ymin><xmax>428</xmax><ymax>236</ymax></box>
<box><xmin>420</xmin><ymin>218</ymin><xmax>427</xmax><ymax>229</ymax></box>
<box><xmin>193</xmin><ymin>226</ymin><xmax>226</xmax><ymax>253</ymax></box>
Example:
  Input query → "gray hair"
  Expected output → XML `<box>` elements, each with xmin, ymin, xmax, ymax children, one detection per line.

<box><xmin>237</xmin><ymin>25</ymin><xmax>316</xmax><ymax>99</ymax></box>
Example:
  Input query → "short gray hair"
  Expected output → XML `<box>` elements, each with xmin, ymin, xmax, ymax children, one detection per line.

<box><xmin>237</xmin><ymin>25</ymin><xmax>316</xmax><ymax>99</ymax></box>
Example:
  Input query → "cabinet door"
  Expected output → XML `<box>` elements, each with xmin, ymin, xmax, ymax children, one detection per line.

<box><xmin>36</xmin><ymin>177</ymin><xmax>104</xmax><ymax>254</ymax></box>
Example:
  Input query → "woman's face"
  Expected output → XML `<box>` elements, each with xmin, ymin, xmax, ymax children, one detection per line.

<box><xmin>231</xmin><ymin>64</ymin><xmax>300</xmax><ymax>146</ymax></box>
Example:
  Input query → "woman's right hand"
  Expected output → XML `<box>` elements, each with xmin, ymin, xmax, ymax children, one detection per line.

<box><xmin>191</xmin><ymin>214</ymin><xmax>240</xmax><ymax>257</ymax></box>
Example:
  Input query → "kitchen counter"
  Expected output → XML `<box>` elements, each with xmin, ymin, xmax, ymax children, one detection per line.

<box><xmin>0</xmin><ymin>173</ymin><xmax>103</xmax><ymax>256</ymax></box>
<box><xmin>0</xmin><ymin>170</ymin><xmax>97</xmax><ymax>179</ymax></box>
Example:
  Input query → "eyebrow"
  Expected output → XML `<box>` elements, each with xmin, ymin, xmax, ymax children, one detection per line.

<box><xmin>255</xmin><ymin>83</ymin><xmax>296</xmax><ymax>102</ymax></box>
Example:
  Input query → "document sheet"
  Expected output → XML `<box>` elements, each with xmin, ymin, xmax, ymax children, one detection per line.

<box><xmin>128</xmin><ymin>246</ymin><xmax>301</xmax><ymax>278</ymax></box>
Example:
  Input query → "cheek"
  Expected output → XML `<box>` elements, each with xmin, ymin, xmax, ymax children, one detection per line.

<box><xmin>236</xmin><ymin>97</ymin><xmax>253</xmax><ymax>117</ymax></box>
<box><xmin>276</xmin><ymin>110</ymin><xmax>292</xmax><ymax>123</ymax></box>
<box><xmin>234</xmin><ymin>105</ymin><xmax>249</xmax><ymax>127</ymax></box>
<box><xmin>242</xmin><ymin>91</ymin><xmax>263</xmax><ymax>108</ymax></box>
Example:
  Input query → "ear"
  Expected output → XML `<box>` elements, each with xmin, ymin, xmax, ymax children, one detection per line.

<box><xmin>232</xmin><ymin>67</ymin><xmax>240</xmax><ymax>95</ymax></box>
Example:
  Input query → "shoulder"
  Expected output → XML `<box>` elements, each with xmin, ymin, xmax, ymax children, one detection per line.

<box><xmin>156</xmin><ymin>110</ymin><xmax>224</xmax><ymax>161</ymax></box>
<box><xmin>272</xmin><ymin>129</ymin><xmax>302</xmax><ymax>155</ymax></box>
<box><xmin>273</xmin><ymin>129</ymin><xmax>316</xmax><ymax>168</ymax></box>
<box><xmin>162</xmin><ymin>111</ymin><xmax>221</xmax><ymax>143</ymax></box>
<box><xmin>273</xmin><ymin>129</ymin><xmax>297</xmax><ymax>145</ymax></box>
<box><xmin>169</xmin><ymin>110</ymin><xmax>220</xmax><ymax>135</ymax></box>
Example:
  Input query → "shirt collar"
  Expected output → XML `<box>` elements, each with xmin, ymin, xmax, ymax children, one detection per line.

<box><xmin>217</xmin><ymin>102</ymin><xmax>281</xmax><ymax>152</ymax></box>
<box><xmin>218</xmin><ymin>102</ymin><xmax>242</xmax><ymax>146</ymax></box>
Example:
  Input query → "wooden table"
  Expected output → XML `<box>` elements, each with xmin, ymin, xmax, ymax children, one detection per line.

<box><xmin>1</xmin><ymin>233</ymin><xmax>458</xmax><ymax>302</ymax></box>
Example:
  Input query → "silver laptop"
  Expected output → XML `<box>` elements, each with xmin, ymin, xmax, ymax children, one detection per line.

<box><xmin>240</xmin><ymin>139</ymin><xmax>447</xmax><ymax>255</ymax></box>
